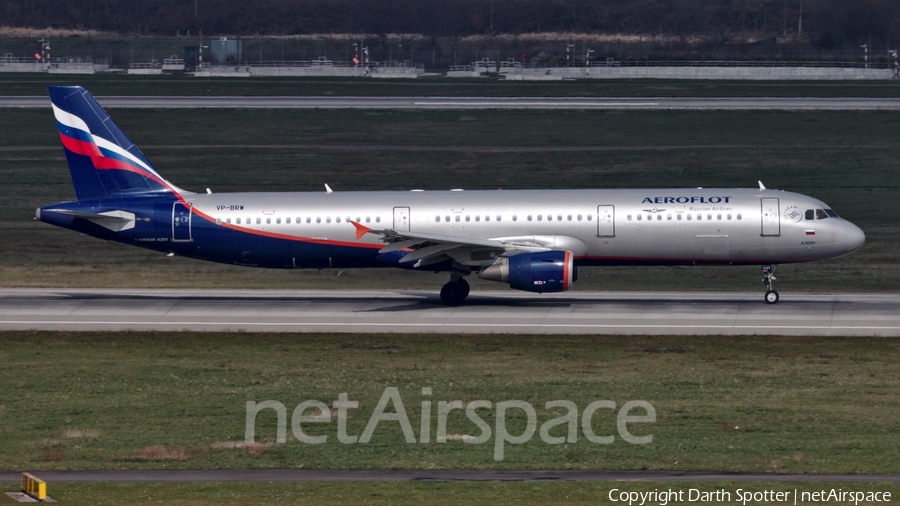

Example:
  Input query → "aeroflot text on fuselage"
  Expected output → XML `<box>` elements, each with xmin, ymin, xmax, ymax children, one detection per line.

<box><xmin>641</xmin><ymin>196</ymin><xmax>732</xmax><ymax>204</ymax></box>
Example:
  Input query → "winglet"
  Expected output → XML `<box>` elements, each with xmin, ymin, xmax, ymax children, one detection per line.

<box><xmin>350</xmin><ymin>220</ymin><xmax>373</xmax><ymax>239</ymax></box>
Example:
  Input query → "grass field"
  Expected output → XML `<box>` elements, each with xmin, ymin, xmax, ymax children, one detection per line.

<box><xmin>4</xmin><ymin>74</ymin><xmax>900</xmax><ymax>97</ymax></box>
<box><xmin>3</xmin><ymin>481</ymin><xmax>899</xmax><ymax>506</ymax></box>
<box><xmin>2</xmin><ymin>332</ymin><xmax>899</xmax><ymax>474</ymax></box>
<box><xmin>0</xmin><ymin>107</ymin><xmax>897</xmax><ymax>291</ymax></box>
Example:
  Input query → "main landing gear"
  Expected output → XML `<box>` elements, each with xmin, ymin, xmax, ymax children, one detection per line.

<box><xmin>762</xmin><ymin>264</ymin><xmax>779</xmax><ymax>304</ymax></box>
<box><xmin>440</xmin><ymin>275</ymin><xmax>470</xmax><ymax>306</ymax></box>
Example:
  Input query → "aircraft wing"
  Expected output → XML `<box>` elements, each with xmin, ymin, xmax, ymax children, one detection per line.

<box><xmin>350</xmin><ymin>221</ymin><xmax>550</xmax><ymax>268</ymax></box>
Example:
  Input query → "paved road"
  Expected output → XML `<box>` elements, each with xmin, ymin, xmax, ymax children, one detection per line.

<box><xmin>4</xmin><ymin>96</ymin><xmax>900</xmax><ymax>110</ymax></box>
<box><xmin>1</xmin><ymin>289</ymin><xmax>898</xmax><ymax>336</ymax></box>
<box><xmin>2</xmin><ymin>469</ymin><xmax>899</xmax><ymax>483</ymax></box>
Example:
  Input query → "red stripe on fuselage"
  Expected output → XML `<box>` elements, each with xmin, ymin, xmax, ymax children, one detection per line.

<box><xmin>189</xmin><ymin>207</ymin><xmax>384</xmax><ymax>250</ymax></box>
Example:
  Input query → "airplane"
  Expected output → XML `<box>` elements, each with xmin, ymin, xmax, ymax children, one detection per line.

<box><xmin>36</xmin><ymin>86</ymin><xmax>866</xmax><ymax>306</ymax></box>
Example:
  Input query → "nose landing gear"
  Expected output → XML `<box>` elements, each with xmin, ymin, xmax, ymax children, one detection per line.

<box><xmin>440</xmin><ymin>275</ymin><xmax>470</xmax><ymax>306</ymax></box>
<box><xmin>762</xmin><ymin>264</ymin><xmax>779</xmax><ymax>304</ymax></box>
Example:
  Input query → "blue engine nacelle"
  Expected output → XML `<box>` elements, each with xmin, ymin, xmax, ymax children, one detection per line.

<box><xmin>478</xmin><ymin>250</ymin><xmax>575</xmax><ymax>293</ymax></box>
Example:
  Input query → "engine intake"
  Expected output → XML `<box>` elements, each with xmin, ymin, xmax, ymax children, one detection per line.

<box><xmin>479</xmin><ymin>250</ymin><xmax>575</xmax><ymax>293</ymax></box>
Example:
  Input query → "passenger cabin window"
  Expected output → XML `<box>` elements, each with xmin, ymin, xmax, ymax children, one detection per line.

<box><xmin>256</xmin><ymin>218</ymin><xmax>262</xmax><ymax>224</ymax></box>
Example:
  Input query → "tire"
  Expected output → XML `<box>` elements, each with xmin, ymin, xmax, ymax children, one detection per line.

<box><xmin>456</xmin><ymin>278</ymin><xmax>470</xmax><ymax>299</ymax></box>
<box><xmin>765</xmin><ymin>290</ymin><xmax>779</xmax><ymax>304</ymax></box>
<box><xmin>440</xmin><ymin>282</ymin><xmax>464</xmax><ymax>306</ymax></box>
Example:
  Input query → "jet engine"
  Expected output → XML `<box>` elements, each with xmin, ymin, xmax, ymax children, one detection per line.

<box><xmin>478</xmin><ymin>250</ymin><xmax>575</xmax><ymax>293</ymax></box>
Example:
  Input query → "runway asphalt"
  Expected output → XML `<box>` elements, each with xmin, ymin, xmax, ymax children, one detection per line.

<box><xmin>1</xmin><ymin>289</ymin><xmax>898</xmax><ymax>336</ymax></box>
<box><xmin>2</xmin><ymin>469</ymin><xmax>899</xmax><ymax>483</ymax></box>
<box><xmin>4</xmin><ymin>96</ymin><xmax>900</xmax><ymax>110</ymax></box>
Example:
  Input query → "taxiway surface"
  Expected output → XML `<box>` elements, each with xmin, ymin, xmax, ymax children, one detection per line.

<box><xmin>1</xmin><ymin>289</ymin><xmax>897</xmax><ymax>336</ymax></box>
<box><xmin>2</xmin><ymin>469</ymin><xmax>898</xmax><ymax>483</ymax></box>
<box><xmin>4</xmin><ymin>96</ymin><xmax>900</xmax><ymax>110</ymax></box>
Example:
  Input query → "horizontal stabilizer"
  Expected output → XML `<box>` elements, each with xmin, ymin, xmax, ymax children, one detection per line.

<box><xmin>44</xmin><ymin>209</ymin><xmax>136</xmax><ymax>232</ymax></box>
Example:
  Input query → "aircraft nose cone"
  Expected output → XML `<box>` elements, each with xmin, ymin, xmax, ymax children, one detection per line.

<box><xmin>846</xmin><ymin>222</ymin><xmax>866</xmax><ymax>252</ymax></box>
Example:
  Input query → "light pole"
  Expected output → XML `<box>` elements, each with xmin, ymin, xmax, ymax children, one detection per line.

<box><xmin>566</xmin><ymin>43</ymin><xmax>574</xmax><ymax>67</ymax></box>
<box><xmin>890</xmin><ymin>50</ymin><xmax>898</xmax><ymax>79</ymax></box>
<box><xmin>585</xmin><ymin>48</ymin><xmax>594</xmax><ymax>78</ymax></box>
<box><xmin>861</xmin><ymin>44</ymin><xmax>868</xmax><ymax>68</ymax></box>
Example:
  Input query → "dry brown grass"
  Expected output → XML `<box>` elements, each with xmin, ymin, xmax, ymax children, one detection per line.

<box><xmin>36</xmin><ymin>447</ymin><xmax>65</xmax><ymax>462</ymax></box>
<box><xmin>211</xmin><ymin>441</ymin><xmax>271</xmax><ymax>456</ymax></box>
<box><xmin>126</xmin><ymin>445</ymin><xmax>192</xmax><ymax>462</ymax></box>
<box><xmin>0</xmin><ymin>26</ymin><xmax>114</xmax><ymax>38</ymax></box>
<box><xmin>63</xmin><ymin>428</ymin><xmax>100</xmax><ymax>439</ymax></box>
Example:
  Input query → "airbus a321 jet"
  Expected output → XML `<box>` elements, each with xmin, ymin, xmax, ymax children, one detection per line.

<box><xmin>37</xmin><ymin>86</ymin><xmax>865</xmax><ymax>305</ymax></box>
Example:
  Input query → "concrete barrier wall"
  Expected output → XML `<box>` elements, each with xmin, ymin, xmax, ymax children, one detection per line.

<box><xmin>503</xmin><ymin>66</ymin><xmax>893</xmax><ymax>80</ymax></box>
<box><xmin>0</xmin><ymin>62</ymin><xmax>45</xmax><ymax>73</ymax></box>
<box><xmin>48</xmin><ymin>63</ymin><xmax>109</xmax><ymax>74</ymax></box>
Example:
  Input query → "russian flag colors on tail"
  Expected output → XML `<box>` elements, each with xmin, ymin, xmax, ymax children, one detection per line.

<box><xmin>49</xmin><ymin>86</ymin><xmax>186</xmax><ymax>200</ymax></box>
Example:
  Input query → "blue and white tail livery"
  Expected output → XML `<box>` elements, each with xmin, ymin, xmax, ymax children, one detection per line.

<box><xmin>49</xmin><ymin>85</ymin><xmax>187</xmax><ymax>200</ymax></box>
<box><xmin>38</xmin><ymin>86</ymin><xmax>865</xmax><ymax>305</ymax></box>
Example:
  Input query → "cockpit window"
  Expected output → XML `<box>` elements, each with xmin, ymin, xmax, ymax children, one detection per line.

<box><xmin>825</xmin><ymin>209</ymin><xmax>839</xmax><ymax>218</ymax></box>
<box><xmin>805</xmin><ymin>209</ymin><xmax>814</xmax><ymax>220</ymax></box>
<box><xmin>816</xmin><ymin>209</ymin><xmax>829</xmax><ymax>220</ymax></box>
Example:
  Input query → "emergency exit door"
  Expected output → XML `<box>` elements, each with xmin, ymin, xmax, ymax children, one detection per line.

<box><xmin>597</xmin><ymin>205</ymin><xmax>615</xmax><ymax>237</ymax></box>
<box><xmin>172</xmin><ymin>202</ymin><xmax>193</xmax><ymax>242</ymax></box>
<box><xmin>393</xmin><ymin>206</ymin><xmax>410</xmax><ymax>231</ymax></box>
<box><xmin>760</xmin><ymin>198</ymin><xmax>780</xmax><ymax>236</ymax></box>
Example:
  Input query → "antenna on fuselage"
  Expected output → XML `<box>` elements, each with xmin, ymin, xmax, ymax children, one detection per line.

<box><xmin>325</xmin><ymin>184</ymin><xmax>333</xmax><ymax>193</ymax></box>
<box><xmin>758</xmin><ymin>181</ymin><xmax>766</xmax><ymax>190</ymax></box>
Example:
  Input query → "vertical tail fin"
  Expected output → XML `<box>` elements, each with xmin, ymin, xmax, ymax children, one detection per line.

<box><xmin>49</xmin><ymin>86</ymin><xmax>186</xmax><ymax>200</ymax></box>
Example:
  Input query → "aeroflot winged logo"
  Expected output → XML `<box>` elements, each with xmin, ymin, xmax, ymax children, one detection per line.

<box><xmin>642</xmin><ymin>196</ymin><xmax>733</xmax><ymax>204</ymax></box>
